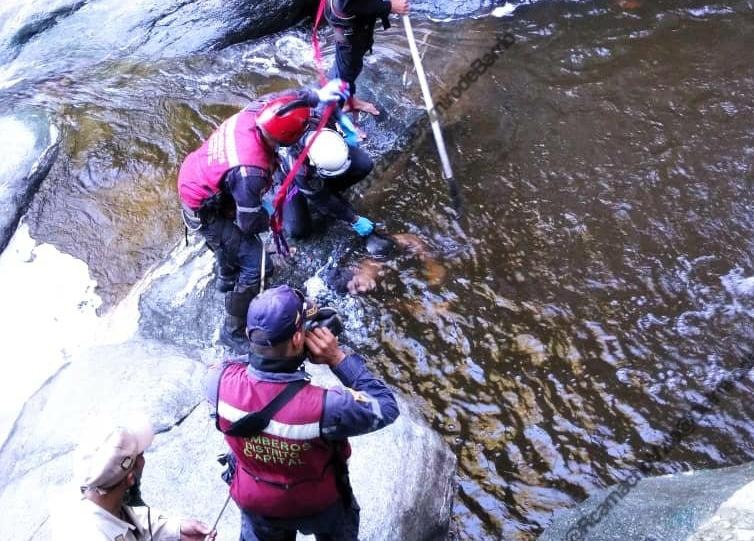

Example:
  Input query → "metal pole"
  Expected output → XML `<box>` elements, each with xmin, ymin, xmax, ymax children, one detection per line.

<box><xmin>210</xmin><ymin>493</ymin><xmax>232</xmax><ymax>536</ymax></box>
<box><xmin>402</xmin><ymin>15</ymin><xmax>461</xmax><ymax>210</ymax></box>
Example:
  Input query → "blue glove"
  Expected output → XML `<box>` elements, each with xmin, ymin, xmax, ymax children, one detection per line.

<box><xmin>337</xmin><ymin>114</ymin><xmax>360</xmax><ymax>148</ymax></box>
<box><xmin>351</xmin><ymin>216</ymin><xmax>375</xmax><ymax>237</ymax></box>
<box><xmin>317</xmin><ymin>79</ymin><xmax>350</xmax><ymax>104</ymax></box>
<box><xmin>262</xmin><ymin>198</ymin><xmax>274</xmax><ymax>216</ymax></box>
<box><xmin>343</xmin><ymin>131</ymin><xmax>360</xmax><ymax>148</ymax></box>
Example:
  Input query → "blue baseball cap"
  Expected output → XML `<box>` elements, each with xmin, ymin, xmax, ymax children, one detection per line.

<box><xmin>246</xmin><ymin>286</ymin><xmax>306</xmax><ymax>346</ymax></box>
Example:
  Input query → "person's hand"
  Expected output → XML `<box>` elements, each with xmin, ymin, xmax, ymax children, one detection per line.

<box><xmin>390</xmin><ymin>0</ymin><xmax>410</xmax><ymax>15</ymax></box>
<box><xmin>305</xmin><ymin>327</ymin><xmax>346</xmax><ymax>367</ymax></box>
<box><xmin>317</xmin><ymin>79</ymin><xmax>350</xmax><ymax>104</ymax></box>
<box><xmin>179</xmin><ymin>519</ymin><xmax>216</xmax><ymax>541</ymax></box>
<box><xmin>351</xmin><ymin>216</ymin><xmax>375</xmax><ymax>237</ymax></box>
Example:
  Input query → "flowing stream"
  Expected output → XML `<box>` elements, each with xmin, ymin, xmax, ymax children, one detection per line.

<box><xmin>0</xmin><ymin>1</ymin><xmax>752</xmax><ymax>539</ymax></box>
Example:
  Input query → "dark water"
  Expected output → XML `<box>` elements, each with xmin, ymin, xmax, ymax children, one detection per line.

<box><xmin>356</xmin><ymin>2</ymin><xmax>754</xmax><ymax>538</ymax></box>
<box><xmin>2</xmin><ymin>1</ymin><xmax>754</xmax><ymax>539</ymax></box>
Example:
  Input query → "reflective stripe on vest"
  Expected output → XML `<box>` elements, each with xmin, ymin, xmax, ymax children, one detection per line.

<box><xmin>217</xmin><ymin>400</ymin><xmax>320</xmax><ymax>440</ymax></box>
<box><xmin>216</xmin><ymin>363</ymin><xmax>346</xmax><ymax>518</ymax></box>
<box><xmin>177</xmin><ymin>109</ymin><xmax>274</xmax><ymax>210</ymax></box>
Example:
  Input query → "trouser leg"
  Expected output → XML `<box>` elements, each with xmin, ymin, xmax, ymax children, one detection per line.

<box><xmin>307</xmin><ymin>498</ymin><xmax>361</xmax><ymax>541</ymax></box>
<box><xmin>328</xmin><ymin>147</ymin><xmax>374</xmax><ymax>194</ymax></box>
<box><xmin>240</xmin><ymin>511</ymin><xmax>296</xmax><ymax>541</ymax></box>
<box><xmin>283</xmin><ymin>191</ymin><xmax>313</xmax><ymax>239</ymax></box>
<box><xmin>217</xmin><ymin>231</ymin><xmax>271</xmax><ymax>354</ymax></box>
<box><xmin>330</xmin><ymin>27</ymin><xmax>372</xmax><ymax>97</ymax></box>
<box><xmin>236</xmin><ymin>233</ymin><xmax>264</xmax><ymax>287</ymax></box>
<box><xmin>199</xmin><ymin>217</ymin><xmax>241</xmax><ymax>292</ymax></box>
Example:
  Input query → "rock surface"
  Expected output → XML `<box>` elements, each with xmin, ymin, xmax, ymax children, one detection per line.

<box><xmin>538</xmin><ymin>462</ymin><xmax>754</xmax><ymax>541</ymax></box>
<box><xmin>0</xmin><ymin>112</ymin><xmax>59</xmax><ymax>253</ymax></box>
<box><xmin>0</xmin><ymin>237</ymin><xmax>457</xmax><ymax>540</ymax></box>
<box><xmin>0</xmin><ymin>0</ymin><xmax>499</xmax><ymax>86</ymax></box>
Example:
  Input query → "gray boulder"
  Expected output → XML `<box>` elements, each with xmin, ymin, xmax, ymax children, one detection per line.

<box><xmin>0</xmin><ymin>0</ymin><xmax>316</xmax><ymax>84</ymax></box>
<box><xmin>143</xmin><ymin>386</ymin><xmax>456</xmax><ymax>541</ymax></box>
<box><xmin>0</xmin><ymin>0</ymin><xmax>496</xmax><ymax>87</ymax></box>
<box><xmin>538</xmin><ymin>462</ymin><xmax>754</xmax><ymax>541</ymax></box>
<box><xmin>0</xmin><ymin>111</ymin><xmax>59</xmax><ymax>253</ymax></box>
<box><xmin>0</xmin><ymin>339</ymin><xmax>455</xmax><ymax>541</ymax></box>
<box><xmin>137</xmin><ymin>240</ymin><xmax>221</xmax><ymax>351</ymax></box>
<box><xmin>0</xmin><ymin>338</ymin><xmax>205</xmax><ymax>539</ymax></box>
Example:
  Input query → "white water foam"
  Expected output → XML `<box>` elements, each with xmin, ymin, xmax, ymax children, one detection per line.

<box><xmin>491</xmin><ymin>3</ymin><xmax>518</xmax><ymax>17</ymax></box>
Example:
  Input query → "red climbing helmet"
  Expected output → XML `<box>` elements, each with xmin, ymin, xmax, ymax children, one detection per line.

<box><xmin>256</xmin><ymin>96</ymin><xmax>311</xmax><ymax>146</ymax></box>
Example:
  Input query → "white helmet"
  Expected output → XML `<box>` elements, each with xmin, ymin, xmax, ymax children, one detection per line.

<box><xmin>306</xmin><ymin>128</ymin><xmax>351</xmax><ymax>177</ymax></box>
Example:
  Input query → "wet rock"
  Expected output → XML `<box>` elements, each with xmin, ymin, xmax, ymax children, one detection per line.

<box><xmin>538</xmin><ymin>462</ymin><xmax>754</xmax><ymax>541</ymax></box>
<box><xmin>0</xmin><ymin>0</ymin><xmax>496</xmax><ymax>86</ymax></box>
<box><xmin>0</xmin><ymin>339</ymin><xmax>205</xmax><ymax>540</ymax></box>
<box><xmin>0</xmin><ymin>0</ymin><xmax>316</xmax><ymax>83</ymax></box>
<box><xmin>137</xmin><ymin>240</ymin><xmax>221</xmax><ymax>350</ymax></box>
<box><xmin>0</xmin><ymin>332</ymin><xmax>455</xmax><ymax>541</ymax></box>
<box><xmin>143</xmin><ymin>385</ymin><xmax>456</xmax><ymax>541</ymax></box>
<box><xmin>0</xmin><ymin>111</ymin><xmax>59</xmax><ymax>254</ymax></box>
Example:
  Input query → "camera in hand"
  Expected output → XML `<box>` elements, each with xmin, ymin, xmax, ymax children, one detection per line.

<box><xmin>303</xmin><ymin>305</ymin><xmax>344</xmax><ymax>337</ymax></box>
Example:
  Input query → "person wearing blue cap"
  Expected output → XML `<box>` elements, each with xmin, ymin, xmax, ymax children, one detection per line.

<box><xmin>204</xmin><ymin>285</ymin><xmax>399</xmax><ymax>541</ymax></box>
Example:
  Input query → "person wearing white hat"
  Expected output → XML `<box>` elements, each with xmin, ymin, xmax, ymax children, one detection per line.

<box><xmin>54</xmin><ymin>419</ymin><xmax>216</xmax><ymax>541</ymax></box>
<box><xmin>277</xmin><ymin>111</ymin><xmax>378</xmax><ymax>242</ymax></box>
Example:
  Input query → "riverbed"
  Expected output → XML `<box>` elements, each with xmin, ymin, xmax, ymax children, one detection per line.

<box><xmin>0</xmin><ymin>1</ymin><xmax>752</xmax><ymax>539</ymax></box>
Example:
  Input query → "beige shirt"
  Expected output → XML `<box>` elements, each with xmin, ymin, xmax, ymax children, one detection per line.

<box><xmin>52</xmin><ymin>498</ymin><xmax>181</xmax><ymax>541</ymax></box>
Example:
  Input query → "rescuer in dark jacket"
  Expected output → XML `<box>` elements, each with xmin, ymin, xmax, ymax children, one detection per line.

<box><xmin>326</xmin><ymin>0</ymin><xmax>410</xmax><ymax>115</ymax></box>
<box><xmin>177</xmin><ymin>81</ymin><xmax>349</xmax><ymax>354</ymax></box>
<box><xmin>205</xmin><ymin>285</ymin><xmax>399</xmax><ymax>540</ymax></box>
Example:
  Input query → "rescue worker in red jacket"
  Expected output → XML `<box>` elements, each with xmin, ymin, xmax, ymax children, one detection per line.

<box><xmin>204</xmin><ymin>285</ymin><xmax>399</xmax><ymax>540</ymax></box>
<box><xmin>177</xmin><ymin>80</ymin><xmax>349</xmax><ymax>354</ymax></box>
<box><xmin>326</xmin><ymin>0</ymin><xmax>410</xmax><ymax>115</ymax></box>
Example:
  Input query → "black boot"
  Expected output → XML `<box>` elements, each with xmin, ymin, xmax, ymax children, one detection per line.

<box><xmin>218</xmin><ymin>284</ymin><xmax>258</xmax><ymax>355</ymax></box>
<box><xmin>215</xmin><ymin>262</ymin><xmax>239</xmax><ymax>293</ymax></box>
<box><xmin>219</xmin><ymin>315</ymin><xmax>250</xmax><ymax>355</ymax></box>
<box><xmin>216</xmin><ymin>273</ymin><xmax>238</xmax><ymax>293</ymax></box>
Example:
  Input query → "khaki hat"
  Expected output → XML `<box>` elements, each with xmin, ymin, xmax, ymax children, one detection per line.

<box><xmin>76</xmin><ymin>417</ymin><xmax>154</xmax><ymax>493</ymax></box>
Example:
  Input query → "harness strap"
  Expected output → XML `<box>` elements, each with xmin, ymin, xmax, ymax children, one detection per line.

<box><xmin>269</xmin><ymin>103</ymin><xmax>337</xmax><ymax>257</ymax></box>
<box><xmin>223</xmin><ymin>379</ymin><xmax>309</xmax><ymax>437</ymax></box>
<box><xmin>313</xmin><ymin>0</ymin><xmax>329</xmax><ymax>85</ymax></box>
